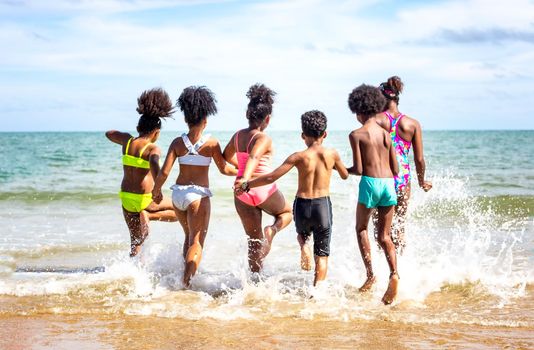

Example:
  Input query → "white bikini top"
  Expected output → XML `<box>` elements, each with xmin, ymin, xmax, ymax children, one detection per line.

<box><xmin>177</xmin><ymin>133</ymin><xmax>212</xmax><ymax>166</ymax></box>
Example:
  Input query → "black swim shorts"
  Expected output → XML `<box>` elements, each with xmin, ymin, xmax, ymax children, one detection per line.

<box><xmin>293</xmin><ymin>196</ymin><xmax>332</xmax><ymax>257</ymax></box>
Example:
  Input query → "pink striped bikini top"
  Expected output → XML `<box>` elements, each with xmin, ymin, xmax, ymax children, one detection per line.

<box><xmin>234</xmin><ymin>131</ymin><xmax>273</xmax><ymax>177</ymax></box>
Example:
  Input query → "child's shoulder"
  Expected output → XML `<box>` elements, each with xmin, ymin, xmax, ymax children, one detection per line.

<box><xmin>349</xmin><ymin>127</ymin><xmax>367</xmax><ymax>139</ymax></box>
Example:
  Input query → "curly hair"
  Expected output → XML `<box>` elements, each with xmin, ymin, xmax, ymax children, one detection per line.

<box><xmin>379</xmin><ymin>76</ymin><xmax>404</xmax><ymax>105</ymax></box>
<box><xmin>177</xmin><ymin>86</ymin><xmax>217</xmax><ymax>126</ymax></box>
<box><xmin>348</xmin><ymin>84</ymin><xmax>387</xmax><ymax>118</ymax></box>
<box><xmin>301</xmin><ymin>110</ymin><xmax>327</xmax><ymax>138</ymax></box>
<box><xmin>136</xmin><ymin>88</ymin><xmax>174</xmax><ymax>133</ymax></box>
<box><xmin>246</xmin><ymin>83</ymin><xmax>276</xmax><ymax>124</ymax></box>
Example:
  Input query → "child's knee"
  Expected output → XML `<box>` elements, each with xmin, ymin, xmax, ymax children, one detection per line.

<box><xmin>356</xmin><ymin>224</ymin><xmax>368</xmax><ymax>235</ymax></box>
<box><xmin>378</xmin><ymin>233</ymin><xmax>393</xmax><ymax>247</ymax></box>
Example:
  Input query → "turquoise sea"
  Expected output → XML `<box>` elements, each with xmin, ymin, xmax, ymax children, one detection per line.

<box><xmin>0</xmin><ymin>130</ymin><xmax>533</xmax><ymax>348</ymax></box>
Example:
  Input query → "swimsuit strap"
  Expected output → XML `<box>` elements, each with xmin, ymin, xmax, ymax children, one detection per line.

<box><xmin>124</xmin><ymin>137</ymin><xmax>133</xmax><ymax>155</ymax></box>
<box><xmin>234</xmin><ymin>131</ymin><xmax>240</xmax><ymax>152</ymax></box>
<box><xmin>387</xmin><ymin>112</ymin><xmax>404</xmax><ymax>133</ymax></box>
<box><xmin>246</xmin><ymin>132</ymin><xmax>260</xmax><ymax>153</ymax></box>
<box><xmin>182</xmin><ymin>133</ymin><xmax>210</xmax><ymax>155</ymax></box>
<box><xmin>384</xmin><ymin>112</ymin><xmax>395</xmax><ymax>132</ymax></box>
<box><xmin>138</xmin><ymin>142</ymin><xmax>152</xmax><ymax>158</ymax></box>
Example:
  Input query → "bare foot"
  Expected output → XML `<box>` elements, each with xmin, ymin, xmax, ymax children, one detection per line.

<box><xmin>359</xmin><ymin>275</ymin><xmax>376</xmax><ymax>292</ymax></box>
<box><xmin>260</xmin><ymin>225</ymin><xmax>276</xmax><ymax>259</ymax></box>
<box><xmin>297</xmin><ymin>234</ymin><xmax>312</xmax><ymax>271</ymax></box>
<box><xmin>382</xmin><ymin>274</ymin><xmax>399</xmax><ymax>305</ymax></box>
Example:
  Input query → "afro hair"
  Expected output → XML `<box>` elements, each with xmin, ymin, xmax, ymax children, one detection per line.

<box><xmin>301</xmin><ymin>110</ymin><xmax>327</xmax><ymax>138</ymax></box>
<box><xmin>177</xmin><ymin>86</ymin><xmax>217</xmax><ymax>126</ymax></box>
<box><xmin>348</xmin><ymin>84</ymin><xmax>386</xmax><ymax>117</ymax></box>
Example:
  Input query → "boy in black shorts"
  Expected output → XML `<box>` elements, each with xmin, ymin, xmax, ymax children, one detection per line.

<box><xmin>235</xmin><ymin>111</ymin><xmax>348</xmax><ymax>285</ymax></box>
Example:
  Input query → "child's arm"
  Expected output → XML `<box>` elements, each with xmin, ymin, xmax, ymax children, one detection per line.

<box><xmin>148</xmin><ymin>146</ymin><xmax>162</xmax><ymax>181</ymax></box>
<box><xmin>105</xmin><ymin>130</ymin><xmax>131</xmax><ymax>145</ymax></box>
<box><xmin>235</xmin><ymin>153</ymin><xmax>298</xmax><ymax>194</ymax></box>
<box><xmin>389</xmin><ymin>138</ymin><xmax>399</xmax><ymax>176</ymax></box>
<box><xmin>346</xmin><ymin>132</ymin><xmax>363</xmax><ymax>175</ymax></box>
<box><xmin>222</xmin><ymin>134</ymin><xmax>238</xmax><ymax>167</ymax></box>
<box><xmin>240</xmin><ymin>135</ymin><xmax>272</xmax><ymax>180</ymax></box>
<box><xmin>212</xmin><ymin>139</ymin><xmax>238</xmax><ymax>176</ymax></box>
<box><xmin>333</xmin><ymin>150</ymin><xmax>349</xmax><ymax>179</ymax></box>
<box><xmin>411</xmin><ymin>120</ymin><xmax>432</xmax><ymax>191</ymax></box>
<box><xmin>152</xmin><ymin>140</ymin><xmax>177</xmax><ymax>203</ymax></box>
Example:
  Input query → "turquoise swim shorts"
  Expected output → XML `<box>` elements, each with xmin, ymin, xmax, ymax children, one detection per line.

<box><xmin>358</xmin><ymin>176</ymin><xmax>397</xmax><ymax>208</ymax></box>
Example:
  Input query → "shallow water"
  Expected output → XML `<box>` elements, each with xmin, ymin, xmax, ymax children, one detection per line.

<box><xmin>0</xmin><ymin>130</ymin><xmax>533</xmax><ymax>348</ymax></box>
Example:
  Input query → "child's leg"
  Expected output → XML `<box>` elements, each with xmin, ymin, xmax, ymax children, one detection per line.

<box><xmin>356</xmin><ymin>203</ymin><xmax>376</xmax><ymax>291</ymax></box>
<box><xmin>314</xmin><ymin>256</ymin><xmax>328</xmax><ymax>286</ymax></box>
<box><xmin>183</xmin><ymin>197</ymin><xmax>211</xmax><ymax>287</ymax></box>
<box><xmin>145</xmin><ymin>197</ymin><xmax>178</xmax><ymax>222</ymax></box>
<box><xmin>297</xmin><ymin>233</ymin><xmax>312</xmax><ymax>271</ymax></box>
<box><xmin>234</xmin><ymin>197</ymin><xmax>264</xmax><ymax>273</ymax></box>
<box><xmin>259</xmin><ymin>190</ymin><xmax>293</xmax><ymax>257</ymax></box>
<box><xmin>393</xmin><ymin>185</ymin><xmax>410</xmax><ymax>253</ymax></box>
<box><xmin>174</xmin><ymin>208</ymin><xmax>189</xmax><ymax>260</ymax></box>
<box><xmin>122</xmin><ymin>209</ymin><xmax>149</xmax><ymax>257</ymax></box>
<box><xmin>376</xmin><ymin>205</ymin><xmax>399</xmax><ymax>305</ymax></box>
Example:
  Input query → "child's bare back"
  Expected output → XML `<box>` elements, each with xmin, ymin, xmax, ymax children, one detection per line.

<box><xmin>290</xmin><ymin>144</ymin><xmax>345</xmax><ymax>198</ymax></box>
<box><xmin>349</xmin><ymin>121</ymin><xmax>397</xmax><ymax>178</ymax></box>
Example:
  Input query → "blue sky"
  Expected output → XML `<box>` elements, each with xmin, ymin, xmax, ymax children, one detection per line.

<box><xmin>1</xmin><ymin>0</ymin><xmax>533</xmax><ymax>131</ymax></box>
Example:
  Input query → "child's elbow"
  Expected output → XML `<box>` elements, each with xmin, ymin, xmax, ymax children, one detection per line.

<box><xmin>160</xmin><ymin>169</ymin><xmax>170</xmax><ymax>178</ymax></box>
<box><xmin>415</xmin><ymin>157</ymin><xmax>425</xmax><ymax>167</ymax></box>
<box><xmin>223</xmin><ymin>165</ymin><xmax>237</xmax><ymax>176</ymax></box>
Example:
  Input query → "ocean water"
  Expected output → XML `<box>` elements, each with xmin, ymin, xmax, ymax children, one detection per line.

<box><xmin>0</xmin><ymin>130</ymin><xmax>533</xmax><ymax>348</ymax></box>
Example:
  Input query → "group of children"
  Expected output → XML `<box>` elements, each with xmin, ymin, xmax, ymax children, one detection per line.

<box><xmin>106</xmin><ymin>77</ymin><xmax>431</xmax><ymax>305</ymax></box>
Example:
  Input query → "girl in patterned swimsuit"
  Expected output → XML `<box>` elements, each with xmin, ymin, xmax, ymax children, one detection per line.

<box><xmin>152</xmin><ymin>86</ymin><xmax>237</xmax><ymax>287</ymax></box>
<box><xmin>223</xmin><ymin>84</ymin><xmax>293</xmax><ymax>273</ymax></box>
<box><xmin>375</xmin><ymin>76</ymin><xmax>432</xmax><ymax>252</ymax></box>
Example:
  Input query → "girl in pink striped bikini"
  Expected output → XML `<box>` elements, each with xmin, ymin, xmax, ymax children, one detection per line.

<box><xmin>376</xmin><ymin>76</ymin><xmax>432</xmax><ymax>252</ymax></box>
<box><xmin>223</xmin><ymin>84</ymin><xmax>293</xmax><ymax>273</ymax></box>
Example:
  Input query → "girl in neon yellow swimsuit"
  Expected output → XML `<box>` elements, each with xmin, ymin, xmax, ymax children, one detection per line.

<box><xmin>106</xmin><ymin>88</ymin><xmax>177</xmax><ymax>257</ymax></box>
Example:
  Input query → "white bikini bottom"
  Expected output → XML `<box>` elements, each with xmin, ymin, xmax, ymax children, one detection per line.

<box><xmin>171</xmin><ymin>184</ymin><xmax>213</xmax><ymax>211</ymax></box>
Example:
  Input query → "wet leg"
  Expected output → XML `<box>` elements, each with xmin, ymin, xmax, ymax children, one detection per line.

<box><xmin>235</xmin><ymin>197</ymin><xmax>264</xmax><ymax>273</ymax></box>
<box><xmin>259</xmin><ymin>190</ymin><xmax>293</xmax><ymax>258</ymax></box>
<box><xmin>146</xmin><ymin>197</ymin><xmax>178</xmax><ymax>222</ymax></box>
<box><xmin>183</xmin><ymin>197</ymin><xmax>210</xmax><ymax>287</ymax></box>
<box><xmin>297</xmin><ymin>233</ymin><xmax>312</xmax><ymax>271</ymax></box>
<box><xmin>392</xmin><ymin>185</ymin><xmax>410</xmax><ymax>253</ymax></box>
<box><xmin>376</xmin><ymin>205</ymin><xmax>399</xmax><ymax>305</ymax></box>
<box><xmin>356</xmin><ymin>203</ymin><xmax>376</xmax><ymax>292</ymax></box>
<box><xmin>123</xmin><ymin>208</ymin><xmax>149</xmax><ymax>257</ymax></box>
<box><xmin>174</xmin><ymin>208</ymin><xmax>189</xmax><ymax>260</ymax></box>
<box><xmin>314</xmin><ymin>256</ymin><xmax>328</xmax><ymax>286</ymax></box>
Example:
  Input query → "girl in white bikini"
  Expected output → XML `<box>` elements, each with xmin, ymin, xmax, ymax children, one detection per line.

<box><xmin>152</xmin><ymin>86</ymin><xmax>236</xmax><ymax>287</ymax></box>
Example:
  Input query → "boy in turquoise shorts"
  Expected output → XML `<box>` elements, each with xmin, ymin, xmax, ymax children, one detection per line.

<box><xmin>347</xmin><ymin>84</ymin><xmax>400</xmax><ymax>305</ymax></box>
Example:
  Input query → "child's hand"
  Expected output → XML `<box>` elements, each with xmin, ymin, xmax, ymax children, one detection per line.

<box><xmin>420</xmin><ymin>181</ymin><xmax>432</xmax><ymax>192</ymax></box>
<box><xmin>233</xmin><ymin>178</ymin><xmax>248</xmax><ymax>195</ymax></box>
<box><xmin>152</xmin><ymin>188</ymin><xmax>163</xmax><ymax>204</ymax></box>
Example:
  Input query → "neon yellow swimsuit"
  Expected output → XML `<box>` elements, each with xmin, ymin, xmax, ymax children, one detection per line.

<box><xmin>119</xmin><ymin>138</ymin><xmax>153</xmax><ymax>213</ymax></box>
<box><xmin>122</xmin><ymin>137</ymin><xmax>151</xmax><ymax>169</ymax></box>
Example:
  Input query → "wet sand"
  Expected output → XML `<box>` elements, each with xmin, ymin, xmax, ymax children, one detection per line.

<box><xmin>1</xmin><ymin>313</ymin><xmax>533</xmax><ymax>350</ymax></box>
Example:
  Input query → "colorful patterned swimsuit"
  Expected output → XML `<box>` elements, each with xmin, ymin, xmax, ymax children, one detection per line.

<box><xmin>386</xmin><ymin>112</ymin><xmax>412</xmax><ymax>192</ymax></box>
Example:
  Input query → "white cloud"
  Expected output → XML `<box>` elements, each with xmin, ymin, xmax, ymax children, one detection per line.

<box><xmin>0</xmin><ymin>0</ymin><xmax>533</xmax><ymax>131</ymax></box>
